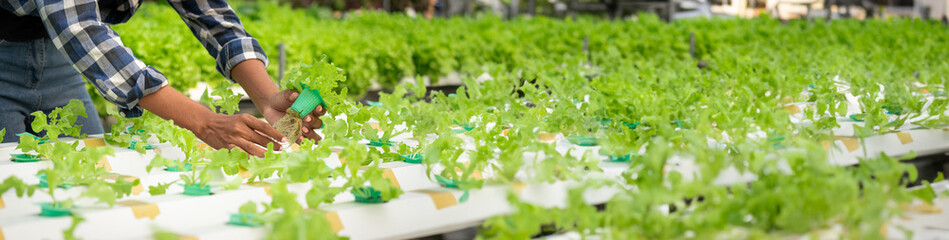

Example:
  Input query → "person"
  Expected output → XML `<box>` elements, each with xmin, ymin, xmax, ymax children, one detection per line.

<box><xmin>0</xmin><ymin>0</ymin><xmax>325</xmax><ymax>157</ymax></box>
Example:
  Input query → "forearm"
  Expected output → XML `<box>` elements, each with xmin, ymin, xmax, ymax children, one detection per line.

<box><xmin>138</xmin><ymin>85</ymin><xmax>213</xmax><ymax>134</ymax></box>
<box><xmin>231</xmin><ymin>59</ymin><xmax>281</xmax><ymax>119</ymax></box>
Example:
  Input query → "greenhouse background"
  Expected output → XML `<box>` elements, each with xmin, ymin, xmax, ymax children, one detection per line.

<box><xmin>1</xmin><ymin>0</ymin><xmax>949</xmax><ymax>239</ymax></box>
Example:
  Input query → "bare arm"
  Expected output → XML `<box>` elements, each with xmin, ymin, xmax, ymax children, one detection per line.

<box><xmin>138</xmin><ymin>85</ymin><xmax>283</xmax><ymax>156</ymax></box>
<box><xmin>230</xmin><ymin>60</ymin><xmax>326</xmax><ymax>143</ymax></box>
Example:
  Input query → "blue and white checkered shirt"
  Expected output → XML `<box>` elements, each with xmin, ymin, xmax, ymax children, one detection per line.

<box><xmin>0</xmin><ymin>0</ymin><xmax>268</xmax><ymax>117</ymax></box>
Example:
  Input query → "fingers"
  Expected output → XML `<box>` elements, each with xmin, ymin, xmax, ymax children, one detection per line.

<box><xmin>313</xmin><ymin>105</ymin><xmax>327</xmax><ymax>116</ymax></box>
<box><xmin>239</xmin><ymin>114</ymin><xmax>285</xmax><ymax>143</ymax></box>
<box><xmin>234</xmin><ymin>138</ymin><xmax>267</xmax><ymax>157</ymax></box>
<box><xmin>304</xmin><ymin>106</ymin><xmax>325</xmax><ymax>129</ymax></box>
<box><xmin>270</xmin><ymin>90</ymin><xmax>300</xmax><ymax>111</ymax></box>
<box><xmin>301</xmin><ymin>126</ymin><xmax>322</xmax><ymax>143</ymax></box>
<box><xmin>245</xmin><ymin>128</ymin><xmax>281</xmax><ymax>151</ymax></box>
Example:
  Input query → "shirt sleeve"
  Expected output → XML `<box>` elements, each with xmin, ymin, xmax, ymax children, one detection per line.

<box><xmin>35</xmin><ymin>0</ymin><xmax>168</xmax><ymax>118</ymax></box>
<box><xmin>166</xmin><ymin>0</ymin><xmax>268</xmax><ymax>81</ymax></box>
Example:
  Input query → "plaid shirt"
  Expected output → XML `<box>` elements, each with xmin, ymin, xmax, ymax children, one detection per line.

<box><xmin>0</xmin><ymin>0</ymin><xmax>268</xmax><ymax>117</ymax></box>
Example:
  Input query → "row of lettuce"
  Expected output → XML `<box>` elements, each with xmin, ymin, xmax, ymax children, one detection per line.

<box><xmin>4</xmin><ymin>2</ymin><xmax>949</xmax><ymax>238</ymax></box>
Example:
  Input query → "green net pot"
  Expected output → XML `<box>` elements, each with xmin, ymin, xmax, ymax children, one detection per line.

<box><xmin>452</xmin><ymin>123</ymin><xmax>475</xmax><ymax>133</ymax></box>
<box><xmin>38</xmin><ymin>202</ymin><xmax>71</xmax><ymax>217</ymax></box>
<box><xmin>165</xmin><ymin>162</ymin><xmax>193</xmax><ymax>172</ymax></box>
<box><xmin>289</xmin><ymin>84</ymin><xmax>327</xmax><ymax>118</ymax></box>
<box><xmin>228</xmin><ymin>213</ymin><xmax>264</xmax><ymax>227</ymax></box>
<box><xmin>10</xmin><ymin>153</ymin><xmax>41</xmax><ymax>162</ymax></box>
<box><xmin>567</xmin><ymin>135</ymin><xmax>598</xmax><ymax>146</ymax></box>
<box><xmin>367</xmin><ymin>139</ymin><xmax>394</xmax><ymax>147</ymax></box>
<box><xmin>608</xmin><ymin>154</ymin><xmax>632</xmax><ymax>162</ymax></box>
<box><xmin>434</xmin><ymin>175</ymin><xmax>460</xmax><ymax>188</ymax></box>
<box><xmin>128</xmin><ymin>139</ymin><xmax>156</xmax><ymax>150</ymax></box>
<box><xmin>400</xmin><ymin>154</ymin><xmax>423</xmax><ymax>164</ymax></box>
<box><xmin>37</xmin><ymin>174</ymin><xmax>74</xmax><ymax>189</ymax></box>
<box><xmin>183</xmin><ymin>184</ymin><xmax>212</xmax><ymax>196</ymax></box>
<box><xmin>16</xmin><ymin>132</ymin><xmax>49</xmax><ymax>144</ymax></box>
<box><xmin>352</xmin><ymin>187</ymin><xmax>384</xmax><ymax>203</ymax></box>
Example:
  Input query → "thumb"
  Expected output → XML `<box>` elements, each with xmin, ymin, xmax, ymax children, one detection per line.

<box><xmin>272</xmin><ymin>90</ymin><xmax>299</xmax><ymax>111</ymax></box>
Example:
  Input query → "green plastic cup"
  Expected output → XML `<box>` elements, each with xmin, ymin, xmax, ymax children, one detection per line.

<box><xmin>567</xmin><ymin>135</ymin><xmax>598</xmax><ymax>146</ymax></box>
<box><xmin>435</xmin><ymin>175</ymin><xmax>460</xmax><ymax>188</ymax></box>
<box><xmin>352</xmin><ymin>187</ymin><xmax>384</xmax><ymax>203</ymax></box>
<box><xmin>39</xmin><ymin>202</ymin><xmax>71</xmax><ymax>217</ymax></box>
<box><xmin>367</xmin><ymin>139</ymin><xmax>394</xmax><ymax>147</ymax></box>
<box><xmin>183</xmin><ymin>184</ymin><xmax>212</xmax><ymax>196</ymax></box>
<box><xmin>289</xmin><ymin>84</ymin><xmax>326</xmax><ymax>118</ymax></box>
<box><xmin>228</xmin><ymin>213</ymin><xmax>264</xmax><ymax>227</ymax></box>
<box><xmin>165</xmin><ymin>162</ymin><xmax>193</xmax><ymax>172</ymax></box>
<box><xmin>128</xmin><ymin>140</ymin><xmax>155</xmax><ymax>150</ymax></box>
<box><xmin>37</xmin><ymin>173</ymin><xmax>74</xmax><ymax>189</ymax></box>
<box><xmin>608</xmin><ymin>154</ymin><xmax>631</xmax><ymax>162</ymax></box>
<box><xmin>400</xmin><ymin>154</ymin><xmax>423</xmax><ymax>164</ymax></box>
<box><xmin>10</xmin><ymin>153</ymin><xmax>41</xmax><ymax>162</ymax></box>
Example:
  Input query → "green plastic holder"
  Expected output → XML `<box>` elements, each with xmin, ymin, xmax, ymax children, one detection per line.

<box><xmin>367</xmin><ymin>139</ymin><xmax>394</xmax><ymax>147</ymax></box>
<box><xmin>10</xmin><ymin>153</ymin><xmax>41</xmax><ymax>162</ymax></box>
<box><xmin>883</xmin><ymin>105</ymin><xmax>902</xmax><ymax>115</ymax></box>
<box><xmin>848</xmin><ymin>114</ymin><xmax>865</xmax><ymax>122</ymax></box>
<box><xmin>434</xmin><ymin>175</ymin><xmax>460</xmax><ymax>188</ymax></box>
<box><xmin>352</xmin><ymin>187</ymin><xmax>384</xmax><ymax>203</ymax></box>
<box><xmin>289</xmin><ymin>84</ymin><xmax>327</xmax><ymax>118</ymax></box>
<box><xmin>366</xmin><ymin>100</ymin><xmax>383</xmax><ymax>107</ymax></box>
<box><xmin>16</xmin><ymin>132</ymin><xmax>49</xmax><ymax>144</ymax></box>
<box><xmin>624</xmin><ymin>121</ymin><xmax>641</xmax><ymax>130</ymax></box>
<box><xmin>452</xmin><ymin>123</ymin><xmax>474</xmax><ymax>133</ymax></box>
<box><xmin>165</xmin><ymin>162</ymin><xmax>193</xmax><ymax>172</ymax></box>
<box><xmin>38</xmin><ymin>202</ymin><xmax>71</xmax><ymax>217</ymax></box>
<box><xmin>123</xmin><ymin>126</ymin><xmax>147</xmax><ymax>135</ymax></box>
<box><xmin>228</xmin><ymin>213</ymin><xmax>264</xmax><ymax>227</ymax></box>
<box><xmin>37</xmin><ymin>174</ymin><xmax>74</xmax><ymax>189</ymax></box>
<box><xmin>567</xmin><ymin>135</ymin><xmax>598</xmax><ymax>146</ymax></box>
<box><xmin>183</xmin><ymin>184</ymin><xmax>212</xmax><ymax>196</ymax></box>
<box><xmin>128</xmin><ymin>140</ymin><xmax>155</xmax><ymax>150</ymax></box>
<box><xmin>400</xmin><ymin>154</ymin><xmax>423</xmax><ymax>164</ymax></box>
<box><xmin>608</xmin><ymin>154</ymin><xmax>632</xmax><ymax>162</ymax></box>
<box><xmin>598</xmin><ymin>119</ymin><xmax>613</xmax><ymax>129</ymax></box>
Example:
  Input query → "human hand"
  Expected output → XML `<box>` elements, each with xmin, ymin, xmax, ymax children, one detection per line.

<box><xmin>261</xmin><ymin>89</ymin><xmax>327</xmax><ymax>143</ymax></box>
<box><xmin>195</xmin><ymin>113</ymin><xmax>285</xmax><ymax>157</ymax></box>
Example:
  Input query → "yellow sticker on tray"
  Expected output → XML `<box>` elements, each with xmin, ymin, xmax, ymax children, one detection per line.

<box><xmin>116</xmin><ymin>200</ymin><xmax>160</xmax><ymax>219</ymax></box>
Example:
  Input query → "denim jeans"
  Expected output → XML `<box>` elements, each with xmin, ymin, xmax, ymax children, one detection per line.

<box><xmin>0</xmin><ymin>38</ymin><xmax>104</xmax><ymax>143</ymax></box>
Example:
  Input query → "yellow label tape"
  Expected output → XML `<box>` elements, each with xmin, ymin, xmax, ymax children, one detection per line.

<box><xmin>896</xmin><ymin>132</ymin><xmax>913</xmax><ymax>145</ymax></box>
<box><xmin>116</xmin><ymin>200</ymin><xmax>160</xmax><ymax>219</ymax></box>
<box><xmin>417</xmin><ymin>190</ymin><xmax>458</xmax><ymax>210</ymax></box>
<box><xmin>512</xmin><ymin>181</ymin><xmax>527</xmax><ymax>195</ymax></box>
<box><xmin>537</xmin><ymin>132</ymin><xmax>558</xmax><ymax>142</ymax></box>
<box><xmin>834</xmin><ymin>137</ymin><xmax>860</xmax><ymax>152</ymax></box>
<box><xmin>106</xmin><ymin>174</ymin><xmax>144</xmax><ymax>195</ymax></box>
<box><xmin>459</xmin><ymin>163</ymin><xmax>484</xmax><ymax>180</ymax></box>
<box><xmin>0</xmin><ymin>227</ymin><xmax>5</xmax><ymax>240</ymax></box>
<box><xmin>325</xmin><ymin>212</ymin><xmax>344</xmax><ymax>233</ymax></box>
<box><xmin>246</xmin><ymin>182</ymin><xmax>272</xmax><ymax>196</ymax></box>
<box><xmin>237</xmin><ymin>167</ymin><xmax>252</xmax><ymax>179</ymax></box>
<box><xmin>784</xmin><ymin>105</ymin><xmax>802</xmax><ymax>114</ymax></box>
<box><xmin>334</xmin><ymin>151</ymin><xmax>347</xmax><ymax>164</ymax></box>
<box><xmin>0</xmin><ymin>197</ymin><xmax>5</xmax><ymax>209</ymax></box>
<box><xmin>97</xmin><ymin>157</ymin><xmax>113</xmax><ymax>172</ymax></box>
<box><xmin>82</xmin><ymin>138</ymin><xmax>106</xmax><ymax>147</ymax></box>
<box><xmin>382</xmin><ymin>169</ymin><xmax>401</xmax><ymax>188</ymax></box>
